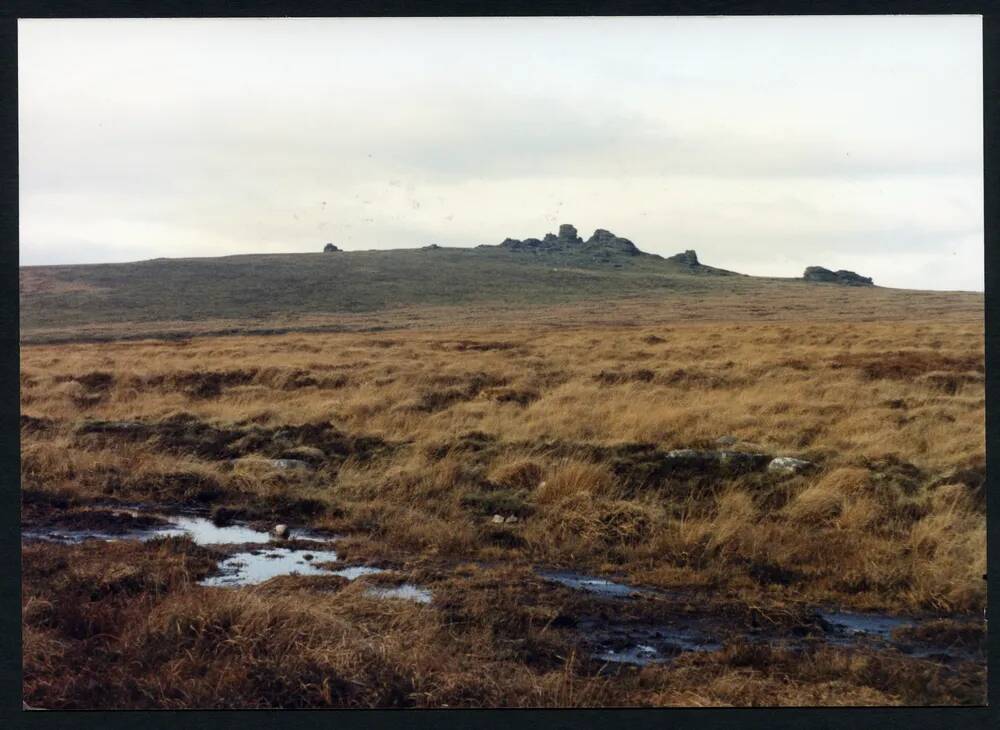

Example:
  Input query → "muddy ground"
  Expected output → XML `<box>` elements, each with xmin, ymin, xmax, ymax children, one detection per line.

<box><xmin>21</xmin><ymin>503</ymin><xmax>986</xmax><ymax>708</ymax></box>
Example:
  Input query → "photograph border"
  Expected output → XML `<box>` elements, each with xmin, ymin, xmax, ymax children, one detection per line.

<box><xmin>1</xmin><ymin>1</ymin><xmax>997</xmax><ymax>727</ymax></box>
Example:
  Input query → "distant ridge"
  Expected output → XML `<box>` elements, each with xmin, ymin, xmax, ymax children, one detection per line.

<box><xmin>19</xmin><ymin>223</ymin><xmax>916</xmax><ymax>342</ymax></box>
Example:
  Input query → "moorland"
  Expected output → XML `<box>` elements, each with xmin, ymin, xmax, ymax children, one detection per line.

<box><xmin>20</xmin><ymin>229</ymin><xmax>986</xmax><ymax>707</ymax></box>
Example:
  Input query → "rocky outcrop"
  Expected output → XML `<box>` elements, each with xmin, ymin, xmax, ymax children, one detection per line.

<box><xmin>323</xmin><ymin>243</ymin><xmax>340</xmax><ymax>253</ymax></box>
<box><xmin>667</xmin><ymin>250</ymin><xmax>700</xmax><ymax>267</ymax></box>
<box><xmin>558</xmin><ymin>224</ymin><xmax>583</xmax><ymax>244</ymax></box>
<box><xmin>498</xmin><ymin>224</ymin><xmax>640</xmax><ymax>256</ymax></box>
<box><xmin>586</xmin><ymin>229</ymin><xmax>640</xmax><ymax>255</ymax></box>
<box><xmin>803</xmin><ymin>266</ymin><xmax>873</xmax><ymax>286</ymax></box>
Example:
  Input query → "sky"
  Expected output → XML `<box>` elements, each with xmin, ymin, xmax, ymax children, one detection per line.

<box><xmin>19</xmin><ymin>16</ymin><xmax>984</xmax><ymax>291</ymax></box>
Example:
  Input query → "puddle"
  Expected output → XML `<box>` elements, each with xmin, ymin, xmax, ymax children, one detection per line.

<box><xmin>21</xmin><ymin>507</ymin><xmax>981</xmax><ymax>664</ymax></box>
<box><xmin>329</xmin><ymin>565</ymin><xmax>387</xmax><ymax>580</ymax></box>
<box><xmin>200</xmin><ymin>547</ymin><xmax>342</xmax><ymax>587</ymax></box>
<box><xmin>535</xmin><ymin>569</ymin><xmax>982</xmax><ymax>667</ymax></box>
<box><xmin>537</xmin><ymin>570</ymin><xmax>646</xmax><ymax>598</ymax></box>
<box><xmin>23</xmin><ymin>507</ymin><xmax>435</xmax><ymax>599</ymax></box>
<box><xmin>365</xmin><ymin>584</ymin><xmax>433</xmax><ymax>604</ymax></box>
<box><xmin>22</xmin><ymin>527</ymin><xmax>148</xmax><ymax>544</ymax></box>
<box><xmin>22</xmin><ymin>511</ymin><xmax>329</xmax><ymax>547</ymax></box>
<box><xmin>200</xmin><ymin>546</ymin><xmax>433</xmax><ymax>602</ymax></box>
<box><xmin>157</xmin><ymin>516</ymin><xmax>275</xmax><ymax>545</ymax></box>
<box><xmin>820</xmin><ymin>611</ymin><xmax>912</xmax><ymax>641</ymax></box>
<box><xmin>583</xmin><ymin>619</ymin><xmax>723</xmax><ymax>666</ymax></box>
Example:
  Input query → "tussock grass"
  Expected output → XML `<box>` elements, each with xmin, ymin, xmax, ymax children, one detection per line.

<box><xmin>20</xmin><ymin>304</ymin><xmax>985</xmax><ymax>707</ymax></box>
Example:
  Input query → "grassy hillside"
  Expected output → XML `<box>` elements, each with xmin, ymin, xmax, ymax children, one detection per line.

<box><xmin>18</xmin><ymin>241</ymin><xmax>983</xmax><ymax>343</ymax></box>
<box><xmin>18</xmin><ymin>244</ymin><xmax>735</xmax><ymax>329</ymax></box>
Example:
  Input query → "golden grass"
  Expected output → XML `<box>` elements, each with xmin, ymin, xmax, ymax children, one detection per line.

<box><xmin>20</xmin><ymin>296</ymin><xmax>986</xmax><ymax>707</ymax></box>
<box><xmin>21</xmin><ymin>313</ymin><xmax>985</xmax><ymax>611</ymax></box>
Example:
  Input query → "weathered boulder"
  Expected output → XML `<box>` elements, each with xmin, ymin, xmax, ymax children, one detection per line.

<box><xmin>661</xmin><ymin>449</ymin><xmax>719</xmax><ymax>471</ymax></box>
<box><xmin>272</xmin><ymin>524</ymin><xmax>290</xmax><ymax>539</ymax></box>
<box><xmin>323</xmin><ymin>243</ymin><xmax>339</xmax><ymax>253</ymax></box>
<box><xmin>667</xmin><ymin>250</ymin><xmax>699</xmax><ymax>266</ymax></box>
<box><xmin>767</xmin><ymin>456</ymin><xmax>814</xmax><ymax>474</ymax></box>
<box><xmin>585</xmin><ymin>229</ymin><xmax>640</xmax><ymax>256</ymax></box>
<box><xmin>718</xmin><ymin>451</ymin><xmax>773</xmax><ymax>473</ymax></box>
<box><xmin>833</xmin><ymin>270</ymin><xmax>873</xmax><ymax>286</ymax></box>
<box><xmin>643</xmin><ymin>448</ymin><xmax>775</xmax><ymax>476</ymax></box>
<box><xmin>803</xmin><ymin>266</ymin><xmax>873</xmax><ymax>286</ymax></box>
<box><xmin>557</xmin><ymin>223</ymin><xmax>583</xmax><ymax>244</ymax></box>
<box><xmin>491</xmin><ymin>514</ymin><xmax>506</xmax><ymax>524</ymax></box>
<box><xmin>803</xmin><ymin>266</ymin><xmax>838</xmax><ymax>283</ymax></box>
<box><xmin>499</xmin><ymin>237</ymin><xmax>547</xmax><ymax>251</ymax></box>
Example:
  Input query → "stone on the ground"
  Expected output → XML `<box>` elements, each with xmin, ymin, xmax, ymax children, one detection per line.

<box><xmin>491</xmin><ymin>514</ymin><xmax>505</xmax><ymax>524</ymax></box>
<box><xmin>662</xmin><ymin>449</ymin><xmax>722</xmax><ymax>469</ymax></box>
<box><xmin>271</xmin><ymin>458</ymin><xmax>311</xmax><ymax>470</ymax></box>
<box><xmin>660</xmin><ymin>448</ymin><xmax>771</xmax><ymax>474</ymax></box>
<box><xmin>718</xmin><ymin>451</ymin><xmax>772</xmax><ymax>472</ymax></box>
<box><xmin>767</xmin><ymin>456</ymin><xmax>813</xmax><ymax>474</ymax></box>
<box><xmin>272</xmin><ymin>524</ymin><xmax>290</xmax><ymax>539</ymax></box>
<box><xmin>505</xmin><ymin>515</ymin><xmax>519</xmax><ymax>524</ymax></box>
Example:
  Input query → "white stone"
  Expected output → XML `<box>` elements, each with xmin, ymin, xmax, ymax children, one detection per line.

<box><xmin>767</xmin><ymin>457</ymin><xmax>813</xmax><ymax>474</ymax></box>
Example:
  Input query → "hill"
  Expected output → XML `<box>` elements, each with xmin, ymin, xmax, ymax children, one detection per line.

<box><xmin>18</xmin><ymin>224</ymin><xmax>982</xmax><ymax>342</ymax></box>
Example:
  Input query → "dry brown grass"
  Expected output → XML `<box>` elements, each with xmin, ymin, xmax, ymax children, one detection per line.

<box><xmin>20</xmin><ymin>296</ymin><xmax>985</xmax><ymax>707</ymax></box>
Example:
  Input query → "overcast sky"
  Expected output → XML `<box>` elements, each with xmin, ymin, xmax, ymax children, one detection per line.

<box><xmin>19</xmin><ymin>16</ymin><xmax>983</xmax><ymax>290</ymax></box>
